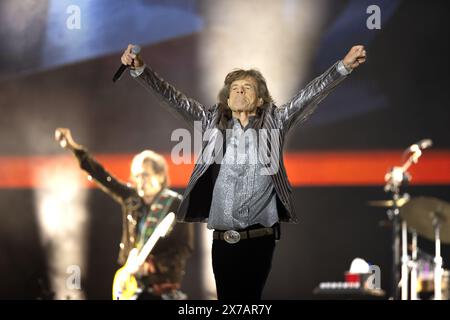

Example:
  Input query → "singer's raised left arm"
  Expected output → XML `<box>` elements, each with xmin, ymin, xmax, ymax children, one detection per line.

<box><xmin>275</xmin><ymin>45</ymin><xmax>366</xmax><ymax>131</ymax></box>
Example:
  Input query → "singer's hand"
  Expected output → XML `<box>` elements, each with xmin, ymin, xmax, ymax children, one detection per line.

<box><xmin>55</xmin><ymin>128</ymin><xmax>82</xmax><ymax>151</ymax></box>
<box><xmin>343</xmin><ymin>45</ymin><xmax>366</xmax><ymax>71</ymax></box>
<box><xmin>121</xmin><ymin>44</ymin><xmax>144</xmax><ymax>69</ymax></box>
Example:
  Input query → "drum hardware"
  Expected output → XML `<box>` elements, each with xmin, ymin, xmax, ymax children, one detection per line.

<box><xmin>376</xmin><ymin>139</ymin><xmax>433</xmax><ymax>299</ymax></box>
<box><xmin>409</xmin><ymin>230</ymin><xmax>418</xmax><ymax>300</ymax></box>
<box><xmin>368</xmin><ymin>196</ymin><xmax>410</xmax><ymax>208</ymax></box>
<box><xmin>400</xmin><ymin>196</ymin><xmax>450</xmax><ymax>300</ymax></box>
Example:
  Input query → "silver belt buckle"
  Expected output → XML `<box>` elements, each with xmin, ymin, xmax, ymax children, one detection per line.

<box><xmin>223</xmin><ymin>230</ymin><xmax>240</xmax><ymax>244</ymax></box>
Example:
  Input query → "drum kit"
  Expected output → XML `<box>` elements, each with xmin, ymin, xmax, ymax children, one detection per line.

<box><xmin>369</xmin><ymin>196</ymin><xmax>450</xmax><ymax>300</ymax></box>
<box><xmin>368</xmin><ymin>139</ymin><xmax>450</xmax><ymax>300</ymax></box>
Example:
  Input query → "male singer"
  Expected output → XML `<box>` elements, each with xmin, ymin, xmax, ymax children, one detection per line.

<box><xmin>120</xmin><ymin>44</ymin><xmax>366</xmax><ymax>299</ymax></box>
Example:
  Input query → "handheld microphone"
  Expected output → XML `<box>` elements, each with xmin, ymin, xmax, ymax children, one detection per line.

<box><xmin>112</xmin><ymin>45</ymin><xmax>141</xmax><ymax>83</ymax></box>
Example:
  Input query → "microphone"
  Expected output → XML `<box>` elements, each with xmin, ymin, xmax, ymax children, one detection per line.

<box><xmin>112</xmin><ymin>45</ymin><xmax>141</xmax><ymax>83</ymax></box>
<box><xmin>408</xmin><ymin>139</ymin><xmax>433</xmax><ymax>152</ymax></box>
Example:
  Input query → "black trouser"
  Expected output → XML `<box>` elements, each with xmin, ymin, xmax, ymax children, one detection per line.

<box><xmin>212</xmin><ymin>226</ymin><xmax>277</xmax><ymax>300</ymax></box>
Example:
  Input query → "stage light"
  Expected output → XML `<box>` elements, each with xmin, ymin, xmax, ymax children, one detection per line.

<box><xmin>33</xmin><ymin>158</ymin><xmax>88</xmax><ymax>299</ymax></box>
<box><xmin>200</xmin><ymin>228</ymin><xmax>216</xmax><ymax>299</ymax></box>
<box><xmin>198</xmin><ymin>0</ymin><xmax>327</xmax><ymax>106</ymax></box>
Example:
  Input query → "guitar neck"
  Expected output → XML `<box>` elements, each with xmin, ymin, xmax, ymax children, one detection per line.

<box><xmin>136</xmin><ymin>235</ymin><xmax>159</xmax><ymax>266</ymax></box>
<box><xmin>135</xmin><ymin>212</ymin><xmax>175</xmax><ymax>267</ymax></box>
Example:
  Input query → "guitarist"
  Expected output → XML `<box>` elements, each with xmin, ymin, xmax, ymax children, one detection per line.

<box><xmin>55</xmin><ymin>128</ymin><xmax>194</xmax><ymax>300</ymax></box>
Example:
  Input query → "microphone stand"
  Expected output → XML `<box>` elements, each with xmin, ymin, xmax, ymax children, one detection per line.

<box><xmin>432</xmin><ymin>214</ymin><xmax>443</xmax><ymax>300</ymax></box>
<box><xmin>384</xmin><ymin>146</ymin><xmax>423</xmax><ymax>300</ymax></box>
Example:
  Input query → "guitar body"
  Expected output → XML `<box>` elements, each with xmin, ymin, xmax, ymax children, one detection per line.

<box><xmin>112</xmin><ymin>265</ymin><xmax>139</xmax><ymax>300</ymax></box>
<box><xmin>111</xmin><ymin>212</ymin><xmax>175</xmax><ymax>300</ymax></box>
<box><xmin>112</xmin><ymin>248</ymin><xmax>140</xmax><ymax>300</ymax></box>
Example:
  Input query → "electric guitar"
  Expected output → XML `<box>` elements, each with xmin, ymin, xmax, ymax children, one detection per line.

<box><xmin>112</xmin><ymin>212</ymin><xmax>175</xmax><ymax>300</ymax></box>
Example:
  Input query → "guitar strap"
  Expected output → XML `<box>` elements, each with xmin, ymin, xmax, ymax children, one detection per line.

<box><xmin>136</xmin><ymin>190</ymin><xmax>176</xmax><ymax>251</ymax></box>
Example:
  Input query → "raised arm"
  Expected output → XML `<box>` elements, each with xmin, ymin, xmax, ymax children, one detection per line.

<box><xmin>120</xmin><ymin>44</ymin><xmax>208</xmax><ymax>126</ymax></box>
<box><xmin>276</xmin><ymin>45</ymin><xmax>366</xmax><ymax>131</ymax></box>
<box><xmin>55</xmin><ymin>128</ymin><xmax>134</xmax><ymax>203</ymax></box>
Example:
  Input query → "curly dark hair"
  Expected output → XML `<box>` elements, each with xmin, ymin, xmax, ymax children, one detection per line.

<box><xmin>217</xmin><ymin>69</ymin><xmax>274</xmax><ymax>129</ymax></box>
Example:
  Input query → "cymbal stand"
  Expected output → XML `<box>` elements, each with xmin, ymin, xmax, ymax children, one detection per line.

<box><xmin>410</xmin><ymin>230</ymin><xmax>418</xmax><ymax>300</ymax></box>
<box><xmin>401</xmin><ymin>220</ymin><xmax>409</xmax><ymax>300</ymax></box>
<box><xmin>432</xmin><ymin>214</ymin><xmax>443</xmax><ymax>300</ymax></box>
<box><xmin>384</xmin><ymin>146</ymin><xmax>421</xmax><ymax>299</ymax></box>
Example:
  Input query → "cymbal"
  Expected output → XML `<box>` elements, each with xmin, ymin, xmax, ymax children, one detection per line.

<box><xmin>400</xmin><ymin>197</ymin><xmax>450</xmax><ymax>244</ymax></box>
<box><xmin>368</xmin><ymin>197</ymin><xmax>410</xmax><ymax>208</ymax></box>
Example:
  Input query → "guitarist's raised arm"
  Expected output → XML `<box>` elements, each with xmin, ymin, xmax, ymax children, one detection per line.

<box><xmin>55</xmin><ymin>128</ymin><xmax>134</xmax><ymax>203</ymax></box>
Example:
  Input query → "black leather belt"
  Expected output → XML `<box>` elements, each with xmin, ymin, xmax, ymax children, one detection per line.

<box><xmin>213</xmin><ymin>227</ymin><xmax>275</xmax><ymax>244</ymax></box>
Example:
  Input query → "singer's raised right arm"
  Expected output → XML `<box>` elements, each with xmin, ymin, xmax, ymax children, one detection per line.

<box><xmin>121</xmin><ymin>44</ymin><xmax>207</xmax><ymax>126</ymax></box>
<box><xmin>55</xmin><ymin>128</ymin><xmax>134</xmax><ymax>203</ymax></box>
<box><xmin>121</xmin><ymin>45</ymin><xmax>207</xmax><ymax>126</ymax></box>
<box><xmin>133</xmin><ymin>65</ymin><xmax>207</xmax><ymax>125</ymax></box>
